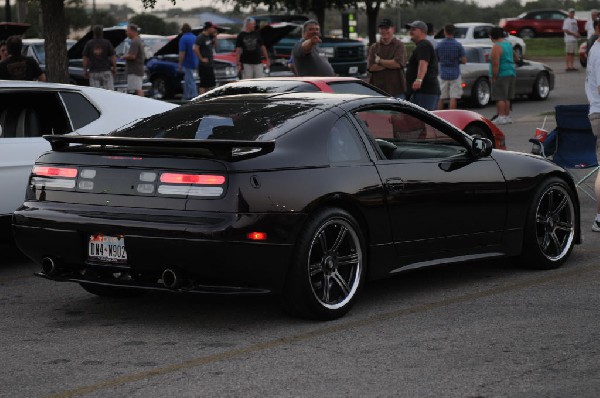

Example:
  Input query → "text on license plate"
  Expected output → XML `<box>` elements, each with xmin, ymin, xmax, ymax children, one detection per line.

<box><xmin>88</xmin><ymin>235</ymin><xmax>127</xmax><ymax>262</ymax></box>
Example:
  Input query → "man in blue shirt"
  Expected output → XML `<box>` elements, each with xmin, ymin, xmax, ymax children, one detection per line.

<box><xmin>435</xmin><ymin>24</ymin><xmax>466</xmax><ymax>109</ymax></box>
<box><xmin>178</xmin><ymin>23</ymin><xmax>198</xmax><ymax>100</ymax></box>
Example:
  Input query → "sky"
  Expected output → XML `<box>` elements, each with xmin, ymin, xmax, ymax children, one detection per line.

<box><xmin>93</xmin><ymin>0</ymin><xmax>506</xmax><ymax>13</ymax></box>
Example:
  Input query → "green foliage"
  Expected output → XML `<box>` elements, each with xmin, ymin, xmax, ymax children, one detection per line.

<box><xmin>130</xmin><ymin>13</ymin><xmax>179</xmax><ymax>35</ymax></box>
<box><xmin>141</xmin><ymin>0</ymin><xmax>177</xmax><ymax>8</ymax></box>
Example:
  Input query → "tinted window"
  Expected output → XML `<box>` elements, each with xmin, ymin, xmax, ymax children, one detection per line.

<box><xmin>0</xmin><ymin>92</ymin><xmax>71</xmax><ymax>137</ymax></box>
<box><xmin>354</xmin><ymin>109</ymin><xmax>466</xmax><ymax>160</ymax></box>
<box><xmin>328</xmin><ymin>82</ymin><xmax>387</xmax><ymax>96</ymax></box>
<box><xmin>199</xmin><ymin>81</ymin><xmax>320</xmax><ymax>98</ymax></box>
<box><xmin>328</xmin><ymin>117</ymin><xmax>366</xmax><ymax>163</ymax></box>
<box><xmin>473</xmin><ymin>27</ymin><xmax>491</xmax><ymax>39</ymax></box>
<box><xmin>60</xmin><ymin>92</ymin><xmax>100</xmax><ymax>130</ymax></box>
<box><xmin>113</xmin><ymin>102</ymin><xmax>321</xmax><ymax>141</ymax></box>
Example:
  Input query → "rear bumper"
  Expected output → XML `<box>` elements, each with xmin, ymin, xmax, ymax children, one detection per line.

<box><xmin>13</xmin><ymin>203</ymin><xmax>303</xmax><ymax>294</ymax></box>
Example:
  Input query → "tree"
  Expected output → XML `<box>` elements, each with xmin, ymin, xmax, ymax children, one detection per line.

<box><xmin>41</xmin><ymin>0</ymin><xmax>69</xmax><ymax>83</ymax></box>
<box><xmin>130</xmin><ymin>13</ymin><xmax>178</xmax><ymax>35</ymax></box>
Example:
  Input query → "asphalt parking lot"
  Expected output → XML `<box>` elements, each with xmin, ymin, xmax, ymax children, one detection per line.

<box><xmin>1</xmin><ymin>58</ymin><xmax>600</xmax><ymax>397</ymax></box>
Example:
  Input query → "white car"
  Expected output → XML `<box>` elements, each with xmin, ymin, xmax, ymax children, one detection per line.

<box><xmin>0</xmin><ymin>82</ymin><xmax>176</xmax><ymax>240</ymax></box>
<box><xmin>434</xmin><ymin>22</ymin><xmax>526</xmax><ymax>59</ymax></box>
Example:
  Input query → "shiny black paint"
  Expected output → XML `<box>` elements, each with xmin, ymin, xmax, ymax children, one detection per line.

<box><xmin>13</xmin><ymin>94</ymin><xmax>580</xmax><ymax>294</ymax></box>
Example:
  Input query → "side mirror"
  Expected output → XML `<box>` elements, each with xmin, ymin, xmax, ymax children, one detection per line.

<box><xmin>471</xmin><ymin>137</ymin><xmax>493</xmax><ymax>158</ymax></box>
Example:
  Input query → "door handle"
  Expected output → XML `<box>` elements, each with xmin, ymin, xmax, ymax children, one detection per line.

<box><xmin>385</xmin><ymin>178</ymin><xmax>405</xmax><ymax>192</ymax></box>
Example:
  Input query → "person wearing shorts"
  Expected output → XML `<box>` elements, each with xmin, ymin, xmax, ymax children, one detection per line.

<box><xmin>435</xmin><ymin>24</ymin><xmax>466</xmax><ymax>109</ymax></box>
<box><xmin>563</xmin><ymin>8</ymin><xmax>581</xmax><ymax>71</ymax></box>
<box><xmin>489</xmin><ymin>26</ymin><xmax>516</xmax><ymax>125</ymax></box>
<box><xmin>194</xmin><ymin>21</ymin><xmax>218</xmax><ymax>94</ymax></box>
<box><xmin>121</xmin><ymin>23</ymin><xmax>145</xmax><ymax>96</ymax></box>
<box><xmin>584</xmin><ymin>32</ymin><xmax>600</xmax><ymax>231</ymax></box>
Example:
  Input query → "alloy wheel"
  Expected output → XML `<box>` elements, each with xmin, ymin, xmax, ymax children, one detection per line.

<box><xmin>534</xmin><ymin>185</ymin><xmax>575</xmax><ymax>261</ymax></box>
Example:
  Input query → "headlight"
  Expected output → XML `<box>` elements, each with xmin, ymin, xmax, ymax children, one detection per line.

<box><xmin>319</xmin><ymin>46</ymin><xmax>335</xmax><ymax>58</ymax></box>
<box><xmin>225</xmin><ymin>66</ymin><xmax>237</xmax><ymax>77</ymax></box>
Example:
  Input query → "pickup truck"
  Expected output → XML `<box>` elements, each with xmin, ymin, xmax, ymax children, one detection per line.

<box><xmin>253</xmin><ymin>14</ymin><xmax>367</xmax><ymax>76</ymax></box>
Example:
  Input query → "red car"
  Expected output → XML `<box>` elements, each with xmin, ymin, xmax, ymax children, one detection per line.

<box><xmin>500</xmin><ymin>9</ymin><xmax>586</xmax><ymax>39</ymax></box>
<box><xmin>198</xmin><ymin>77</ymin><xmax>506</xmax><ymax>149</ymax></box>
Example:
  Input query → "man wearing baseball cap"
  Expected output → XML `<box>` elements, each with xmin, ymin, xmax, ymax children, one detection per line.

<box><xmin>367</xmin><ymin>18</ymin><xmax>406</xmax><ymax>98</ymax></box>
<box><xmin>405</xmin><ymin>20</ymin><xmax>440</xmax><ymax>110</ymax></box>
<box><xmin>194</xmin><ymin>21</ymin><xmax>219</xmax><ymax>93</ymax></box>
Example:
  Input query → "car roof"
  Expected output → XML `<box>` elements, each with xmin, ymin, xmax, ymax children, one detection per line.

<box><xmin>454</xmin><ymin>23</ymin><xmax>493</xmax><ymax>27</ymax></box>
<box><xmin>238</xmin><ymin>76</ymin><xmax>364</xmax><ymax>83</ymax></box>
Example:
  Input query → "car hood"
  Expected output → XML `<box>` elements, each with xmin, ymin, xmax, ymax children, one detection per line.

<box><xmin>153</xmin><ymin>24</ymin><xmax>297</xmax><ymax>57</ymax></box>
<box><xmin>0</xmin><ymin>22</ymin><xmax>30</xmax><ymax>40</ymax></box>
<box><xmin>67</xmin><ymin>27</ymin><xmax>127</xmax><ymax>60</ymax></box>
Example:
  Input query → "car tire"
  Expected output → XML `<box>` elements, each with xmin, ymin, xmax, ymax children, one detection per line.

<box><xmin>80</xmin><ymin>282</ymin><xmax>146</xmax><ymax>298</ymax></box>
<box><xmin>471</xmin><ymin>78</ymin><xmax>491</xmax><ymax>108</ymax></box>
<box><xmin>519</xmin><ymin>177</ymin><xmax>577</xmax><ymax>270</ymax></box>
<box><xmin>151</xmin><ymin>76</ymin><xmax>174</xmax><ymax>100</ymax></box>
<box><xmin>518</xmin><ymin>28</ymin><xmax>535</xmax><ymax>39</ymax></box>
<box><xmin>531</xmin><ymin>72</ymin><xmax>550</xmax><ymax>100</ymax></box>
<box><xmin>282</xmin><ymin>207</ymin><xmax>365</xmax><ymax>320</ymax></box>
<box><xmin>464</xmin><ymin>124</ymin><xmax>494</xmax><ymax>147</ymax></box>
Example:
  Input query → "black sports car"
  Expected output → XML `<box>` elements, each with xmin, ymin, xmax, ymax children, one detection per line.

<box><xmin>13</xmin><ymin>93</ymin><xmax>580</xmax><ymax>320</ymax></box>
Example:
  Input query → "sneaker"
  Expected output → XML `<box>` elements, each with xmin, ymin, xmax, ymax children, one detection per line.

<box><xmin>493</xmin><ymin>116</ymin><xmax>508</xmax><ymax>125</ymax></box>
<box><xmin>504</xmin><ymin>116</ymin><xmax>513</xmax><ymax>124</ymax></box>
<box><xmin>593</xmin><ymin>220</ymin><xmax>600</xmax><ymax>232</ymax></box>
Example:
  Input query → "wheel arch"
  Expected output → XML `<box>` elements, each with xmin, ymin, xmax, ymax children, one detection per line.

<box><xmin>463</xmin><ymin>121</ymin><xmax>495</xmax><ymax>144</ymax></box>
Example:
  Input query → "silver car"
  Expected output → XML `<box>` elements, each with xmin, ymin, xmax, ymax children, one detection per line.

<box><xmin>460</xmin><ymin>44</ymin><xmax>554</xmax><ymax>107</ymax></box>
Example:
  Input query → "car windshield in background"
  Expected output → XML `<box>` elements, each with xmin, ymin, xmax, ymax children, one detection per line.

<box><xmin>200</xmin><ymin>81</ymin><xmax>320</xmax><ymax>98</ymax></box>
<box><xmin>111</xmin><ymin>102</ymin><xmax>320</xmax><ymax>141</ymax></box>
<box><xmin>216</xmin><ymin>38</ymin><xmax>237</xmax><ymax>53</ymax></box>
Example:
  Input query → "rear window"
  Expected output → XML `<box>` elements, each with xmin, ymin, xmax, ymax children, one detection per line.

<box><xmin>328</xmin><ymin>81</ymin><xmax>386</xmax><ymax>96</ymax></box>
<box><xmin>111</xmin><ymin>102</ymin><xmax>321</xmax><ymax>141</ymax></box>
<box><xmin>200</xmin><ymin>81</ymin><xmax>320</xmax><ymax>99</ymax></box>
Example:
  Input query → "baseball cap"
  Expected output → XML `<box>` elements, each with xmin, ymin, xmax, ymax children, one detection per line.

<box><xmin>203</xmin><ymin>21</ymin><xmax>218</xmax><ymax>30</ymax></box>
<box><xmin>568</xmin><ymin>8</ymin><xmax>575</xmax><ymax>12</ymax></box>
<box><xmin>378</xmin><ymin>18</ymin><xmax>393</xmax><ymax>28</ymax></box>
<box><xmin>406</xmin><ymin>20</ymin><xmax>427</xmax><ymax>32</ymax></box>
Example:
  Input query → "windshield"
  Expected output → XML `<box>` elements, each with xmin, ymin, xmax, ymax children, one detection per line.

<box><xmin>216</xmin><ymin>38</ymin><xmax>237</xmax><ymax>53</ymax></box>
<box><xmin>111</xmin><ymin>101</ymin><xmax>321</xmax><ymax>141</ymax></box>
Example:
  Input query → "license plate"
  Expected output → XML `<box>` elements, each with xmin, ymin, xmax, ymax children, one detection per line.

<box><xmin>88</xmin><ymin>235</ymin><xmax>127</xmax><ymax>263</ymax></box>
<box><xmin>348</xmin><ymin>66</ymin><xmax>358</xmax><ymax>74</ymax></box>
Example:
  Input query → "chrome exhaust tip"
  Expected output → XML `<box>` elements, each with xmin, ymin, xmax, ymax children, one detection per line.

<box><xmin>41</xmin><ymin>257</ymin><xmax>58</xmax><ymax>276</ymax></box>
<box><xmin>162</xmin><ymin>268</ymin><xmax>183</xmax><ymax>289</ymax></box>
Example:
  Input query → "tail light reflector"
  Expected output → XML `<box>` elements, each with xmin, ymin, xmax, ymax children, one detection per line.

<box><xmin>247</xmin><ymin>232</ymin><xmax>267</xmax><ymax>241</ymax></box>
<box><xmin>32</xmin><ymin>166</ymin><xmax>78</xmax><ymax>178</ymax></box>
<box><xmin>158</xmin><ymin>172</ymin><xmax>226</xmax><ymax>197</ymax></box>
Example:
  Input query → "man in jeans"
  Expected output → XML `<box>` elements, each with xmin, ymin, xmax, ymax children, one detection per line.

<box><xmin>178</xmin><ymin>23</ymin><xmax>198</xmax><ymax>100</ymax></box>
<box><xmin>121</xmin><ymin>23</ymin><xmax>145</xmax><ymax>96</ymax></box>
<box><xmin>82</xmin><ymin>25</ymin><xmax>116</xmax><ymax>90</ymax></box>
<box><xmin>436</xmin><ymin>24</ymin><xmax>466</xmax><ymax>109</ymax></box>
<box><xmin>405</xmin><ymin>20</ymin><xmax>440</xmax><ymax>111</ymax></box>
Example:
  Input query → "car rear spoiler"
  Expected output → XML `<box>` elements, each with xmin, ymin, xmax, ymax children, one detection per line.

<box><xmin>44</xmin><ymin>135</ymin><xmax>275</xmax><ymax>160</ymax></box>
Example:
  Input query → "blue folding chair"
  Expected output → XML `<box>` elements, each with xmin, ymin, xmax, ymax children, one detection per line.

<box><xmin>530</xmin><ymin>104</ymin><xmax>599</xmax><ymax>200</ymax></box>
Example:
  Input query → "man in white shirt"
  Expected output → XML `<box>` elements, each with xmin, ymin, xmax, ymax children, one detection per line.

<box><xmin>563</xmin><ymin>8</ymin><xmax>580</xmax><ymax>71</ymax></box>
<box><xmin>585</xmin><ymin>9</ymin><xmax>599</xmax><ymax>38</ymax></box>
<box><xmin>584</xmin><ymin>21</ymin><xmax>600</xmax><ymax>231</ymax></box>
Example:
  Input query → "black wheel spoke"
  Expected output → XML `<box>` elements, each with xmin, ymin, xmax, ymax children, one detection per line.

<box><xmin>337</xmin><ymin>253</ymin><xmax>359</xmax><ymax>267</ymax></box>
<box><xmin>330</xmin><ymin>226</ymin><xmax>348</xmax><ymax>252</ymax></box>
<box><xmin>331</xmin><ymin>271</ymin><xmax>350</xmax><ymax>296</ymax></box>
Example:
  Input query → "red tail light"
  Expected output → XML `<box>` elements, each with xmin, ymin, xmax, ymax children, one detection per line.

<box><xmin>32</xmin><ymin>166</ymin><xmax>78</xmax><ymax>178</ymax></box>
<box><xmin>160</xmin><ymin>173</ymin><xmax>225</xmax><ymax>185</ymax></box>
<box><xmin>247</xmin><ymin>232</ymin><xmax>267</xmax><ymax>241</ymax></box>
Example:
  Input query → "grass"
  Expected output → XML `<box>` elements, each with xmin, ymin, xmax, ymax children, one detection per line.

<box><xmin>523</xmin><ymin>37</ymin><xmax>578</xmax><ymax>58</ymax></box>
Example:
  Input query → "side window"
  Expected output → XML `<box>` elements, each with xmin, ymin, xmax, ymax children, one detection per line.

<box><xmin>327</xmin><ymin>117</ymin><xmax>367</xmax><ymax>163</ymax></box>
<box><xmin>354</xmin><ymin>109</ymin><xmax>466</xmax><ymax>160</ymax></box>
<box><xmin>60</xmin><ymin>92</ymin><xmax>100</xmax><ymax>130</ymax></box>
<box><xmin>0</xmin><ymin>92</ymin><xmax>71</xmax><ymax>138</ymax></box>
<box><xmin>474</xmin><ymin>27</ymin><xmax>489</xmax><ymax>39</ymax></box>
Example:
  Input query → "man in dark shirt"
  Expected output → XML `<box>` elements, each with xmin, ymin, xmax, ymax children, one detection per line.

<box><xmin>82</xmin><ymin>25</ymin><xmax>117</xmax><ymax>90</ymax></box>
<box><xmin>121</xmin><ymin>23</ymin><xmax>145</xmax><ymax>96</ymax></box>
<box><xmin>194</xmin><ymin>21</ymin><xmax>219</xmax><ymax>94</ymax></box>
<box><xmin>235</xmin><ymin>17</ymin><xmax>269</xmax><ymax>79</ymax></box>
<box><xmin>0</xmin><ymin>35</ymin><xmax>46</xmax><ymax>81</ymax></box>
<box><xmin>292</xmin><ymin>20</ymin><xmax>335</xmax><ymax>77</ymax></box>
<box><xmin>405</xmin><ymin>20</ymin><xmax>440</xmax><ymax>110</ymax></box>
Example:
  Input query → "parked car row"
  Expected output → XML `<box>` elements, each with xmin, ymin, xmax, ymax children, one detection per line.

<box><xmin>500</xmin><ymin>9</ymin><xmax>587</xmax><ymax>38</ymax></box>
